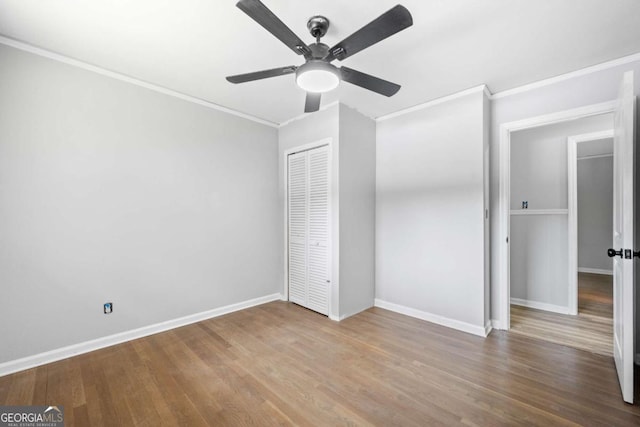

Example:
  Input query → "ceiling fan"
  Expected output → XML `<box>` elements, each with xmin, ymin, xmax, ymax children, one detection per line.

<box><xmin>226</xmin><ymin>0</ymin><xmax>413</xmax><ymax>113</ymax></box>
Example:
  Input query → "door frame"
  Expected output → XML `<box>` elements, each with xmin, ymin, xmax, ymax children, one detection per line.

<box><xmin>497</xmin><ymin>101</ymin><xmax>616</xmax><ymax>330</ymax></box>
<box><xmin>567</xmin><ymin>129</ymin><xmax>614</xmax><ymax>315</ymax></box>
<box><xmin>283</xmin><ymin>137</ymin><xmax>335</xmax><ymax>317</ymax></box>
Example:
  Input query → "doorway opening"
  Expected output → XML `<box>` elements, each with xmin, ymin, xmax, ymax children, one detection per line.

<box><xmin>508</xmin><ymin>127</ymin><xmax>614</xmax><ymax>356</ymax></box>
<box><xmin>498</xmin><ymin>104</ymin><xmax>616</xmax><ymax>356</ymax></box>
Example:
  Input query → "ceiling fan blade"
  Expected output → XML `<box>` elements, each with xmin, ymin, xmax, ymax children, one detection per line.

<box><xmin>304</xmin><ymin>92</ymin><xmax>321</xmax><ymax>113</ymax></box>
<box><xmin>226</xmin><ymin>66</ymin><xmax>297</xmax><ymax>83</ymax></box>
<box><xmin>325</xmin><ymin>5</ymin><xmax>412</xmax><ymax>62</ymax></box>
<box><xmin>236</xmin><ymin>0</ymin><xmax>311</xmax><ymax>57</ymax></box>
<box><xmin>340</xmin><ymin>67</ymin><xmax>401</xmax><ymax>97</ymax></box>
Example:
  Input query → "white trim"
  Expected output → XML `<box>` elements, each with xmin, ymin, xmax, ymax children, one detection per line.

<box><xmin>0</xmin><ymin>293</ymin><xmax>282</xmax><ymax>377</ymax></box>
<box><xmin>329</xmin><ymin>306</ymin><xmax>373</xmax><ymax>322</ymax></box>
<box><xmin>510</xmin><ymin>209</ymin><xmax>568</xmax><ymax>216</ymax></box>
<box><xmin>0</xmin><ymin>36</ymin><xmax>278</xmax><ymax>128</ymax></box>
<box><xmin>283</xmin><ymin>138</ymin><xmax>335</xmax><ymax>317</ymax></box>
<box><xmin>375</xmin><ymin>85</ymin><xmax>489</xmax><ymax>122</ymax></box>
<box><xmin>577</xmin><ymin>153</ymin><xmax>613</xmax><ymax>160</ymax></box>
<box><xmin>499</xmin><ymin>123</ymin><xmax>512</xmax><ymax>330</ymax></box>
<box><xmin>568</xmin><ymin>129</ymin><xmax>614</xmax><ymax>316</ymax></box>
<box><xmin>499</xmin><ymin>101</ymin><xmax>616</xmax><ymax>134</ymax></box>
<box><xmin>7</xmin><ymin>31</ymin><xmax>638</xmax><ymax>127</ymax></box>
<box><xmin>329</xmin><ymin>313</ymin><xmax>353</xmax><ymax>322</ymax></box>
<box><xmin>492</xmin><ymin>51</ymin><xmax>640</xmax><ymax>100</ymax></box>
<box><xmin>510</xmin><ymin>298</ymin><xmax>570</xmax><ymax>315</ymax></box>
<box><xmin>491</xmin><ymin>319</ymin><xmax>506</xmax><ymax>330</ymax></box>
<box><xmin>483</xmin><ymin>85</ymin><xmax>493</xmax><ymax>99</ymax></box>
<box><xmin>484</xmin><ymin>321</ymin><xmax>493</xmax><ymax>336</ymax></box>
<box><xmin>283</xmin><ymin>137</ymin><xmax>332</xmax><ymax>157</ymax></box>
<box><xmin>568</xmin><ymin>136</ymin><xmax>579</xmax><ymax>316</ymax></box>
<box><xmin>375</xmin><ymin>51</ymin><xmax>639</xmax><ymax>122</ymax></box>
<box><xmin>578</xmin><ymin>267</ymin><xmax>614</xmax><ymax>276</ymax></box>
<box><xmin>278</xmin><ymin>101</ymin><xmax>377</xmax><ymax>128</ymax></box>
<box><xmin>278</xmin><ymin>101</ymin><xmax>340</xmax><ymax>128</ymax></box>
<box><xmin>374</xmin><ymin>299</ymin><xmax>489</xmax><ymax>337</ymax></box>
<box><xmin>498</xmin><ymin>101</ymin><xmax>616</xmax><ymax>330</ymax></box>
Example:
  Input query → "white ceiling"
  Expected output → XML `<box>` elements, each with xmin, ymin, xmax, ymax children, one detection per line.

<box><xmin>1</xmin><ymin>0</ymin><xmax>640</xmax><ymax>125</ymax></box>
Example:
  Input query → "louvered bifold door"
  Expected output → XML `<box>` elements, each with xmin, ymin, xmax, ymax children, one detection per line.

<box><xmin>287</xmin><ymin>146</ymin><xmax>329</xmax><ymax>315</ymax></box>
<box><xmin>306</xmin><ymin>146</ymin><xmax>329</xmax><ymax>315</ymax></box>
<box><xmin>288</xmin><ymin>152</ymin><xmax>307</xmax><ymax>306</ymax></box>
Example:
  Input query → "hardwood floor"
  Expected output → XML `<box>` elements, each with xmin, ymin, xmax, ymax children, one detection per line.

<box><xmin>579</xmin><ymin>272</ymin><xmax>613</xmax><ymax>318</ymax></box>
<box><xmin>510</xmin><ymin>273</ymin><xmax>613</xmax><ymax>357</ymax></box>
<box><xmin>2</xmin><ymin>300</ymin><xmax>639</xmax><ymax>426</ymax></box>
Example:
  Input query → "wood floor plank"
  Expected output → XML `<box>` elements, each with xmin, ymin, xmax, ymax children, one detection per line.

<box><xmin>1</xmin><ymin>300</ymin><xmax>639</xmax><ymax>426</ymax></box>
<box><xmin>3</xmin><ymin>369</ymin><xmax>37</xmax><ymax>406</ymax></box>
<box><xmin>30</xmin><ymin>366</ymin><xmax>48</xmax><ymax>405</ymax></box>
<box><xmin>579</xmin><ymin>272</ymin><xmax>613</xmax><ymax>318</ymax></box>
<box><xmin>510</xmin><ymin>272</ymin><xmax>614</xmax><ymax>357</ymax></box>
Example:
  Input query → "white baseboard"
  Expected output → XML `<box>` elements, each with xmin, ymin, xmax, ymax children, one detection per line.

<box><xmin>374</xmin><ymin>299</ymin><xmax>488</xmax><ymax>337</ymax></box>
<box><xmin>578</xmin><ymin>267</ymin><xmax>613</xmax><ymax>276</ymax></box>
<box><xmin>511</xmin><ymin>298</ymin><xmax>570</xmax><ymax>315</ymax></box>
<box><xmin>0</xmin><ymin>293</ymin><xmax>282</xmax><ymax>377</ymax></box>
<box><xmin>484</xmin><ymin>321</ymin><xmax>493</xmax><ymax>336</ymax></box>
<box><xmin>491</xmin><ymin>319</ymin><xmax>507</xmax><ymax>330</ymax></box>
<box><xmin>338</xmin><ymin>304</ymin><xmax>374</xmax><ymax>321</ymax></box>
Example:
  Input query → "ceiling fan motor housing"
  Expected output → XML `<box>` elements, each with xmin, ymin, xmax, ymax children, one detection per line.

<box><xmin>307</xmin><ymin>16</ymin><xmax>330</xmax><ymax>39</ymax></box>
<box><xmin>308</xmin><ymin>42</ymin><xmax>330</xmax><ymax>59</ymax></box>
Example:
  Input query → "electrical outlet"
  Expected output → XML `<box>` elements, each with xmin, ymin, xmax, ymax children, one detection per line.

<box><xmin>104</xmin><ymin>302</ymin><xmax>113</xmax><ymax>314</ymax></box>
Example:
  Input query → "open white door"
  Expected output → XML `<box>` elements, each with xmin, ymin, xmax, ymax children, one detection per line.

<box><xmin>611</xmin><ymin>70</ymin><xmax>636</xmax><ymax>404</ymax></box>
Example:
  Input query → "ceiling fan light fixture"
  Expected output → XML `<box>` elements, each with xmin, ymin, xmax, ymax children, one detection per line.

<box><xmin>295</xmin><ymin>61</ymin><xmax>340</xmax><ymax>93</ymax></box>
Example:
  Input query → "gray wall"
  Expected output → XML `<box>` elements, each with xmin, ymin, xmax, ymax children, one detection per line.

<box><xmin>376</xmin><ymin>90</ymin><xmax>488</xmax><ymax>330</ymax></box>
<box><xmin>510</xmin><ymin>215</ymin><xmax>568</xmax><ymax>306</ymax></box>
<box><xmin>578</xmin><ymin>155</ymin><xmax>613</xmax><ymax>272</ymax></box>
<box><xmin>0</xmin><ymin>44</ymin><xmax>281</xmax><ymax>364</ymax></box>
<box><xmin>509</xmin><ymin>115</ymin><xmax>612</xmax><ymax>308</ymax></box>
<box><xmin>510</xmin><ymin>114</ymin><xmax>612</xmax><ymax>210</ymax></box>
<box><xmin>338</xmin><ymin>105</ymin><xmax>376</xmax><ymax>318</ymax></box>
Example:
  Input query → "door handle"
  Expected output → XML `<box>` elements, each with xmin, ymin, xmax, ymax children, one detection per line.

<box><xmin>607</xmin><ymin>248</ymin><xmax>623</xmax><ymax>258</ymax></box>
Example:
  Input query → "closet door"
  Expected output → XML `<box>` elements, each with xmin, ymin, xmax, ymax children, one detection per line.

<box><xmin>287</xmin><ymin>151</ymin><xmax>307</xmax><ymax>306</ymax></box>
<box><xmin>306</xmin><ymin>146</ymin><xmax>330</xmax><ymax>314</ymax></box>
<box><xmin>287</xmin><ymin>145</ymin><xmax>329</xmax><ymax>315</ymax></box>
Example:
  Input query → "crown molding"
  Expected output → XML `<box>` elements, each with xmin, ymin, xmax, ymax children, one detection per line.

<box><xmin>4</xmin><ymin>34</ymin><xmax>639</xmax><ymax>128</ymax></box>
<box><xmin>375</xmin><ymin>51</ymin><xmax>640</xmax><ymax>121</ymax></box>
<box><xmin>375</xmin><ymin>85</ymin><xmax>489</xmax><ymax>122</ymax></box>
<box><xmin>491</xmin><ymin>51</ymin><xmax>640</xmax><ymax>100</ymax></box>
<box><xmin>278</xmin><ymin>100</ymin><xmax>341</xmax><ymax>128</ymax></box>
<box><xmin>0</xmin><ymin>36</ymin><xmax>278</xmax><ymax>128</ymax></box>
